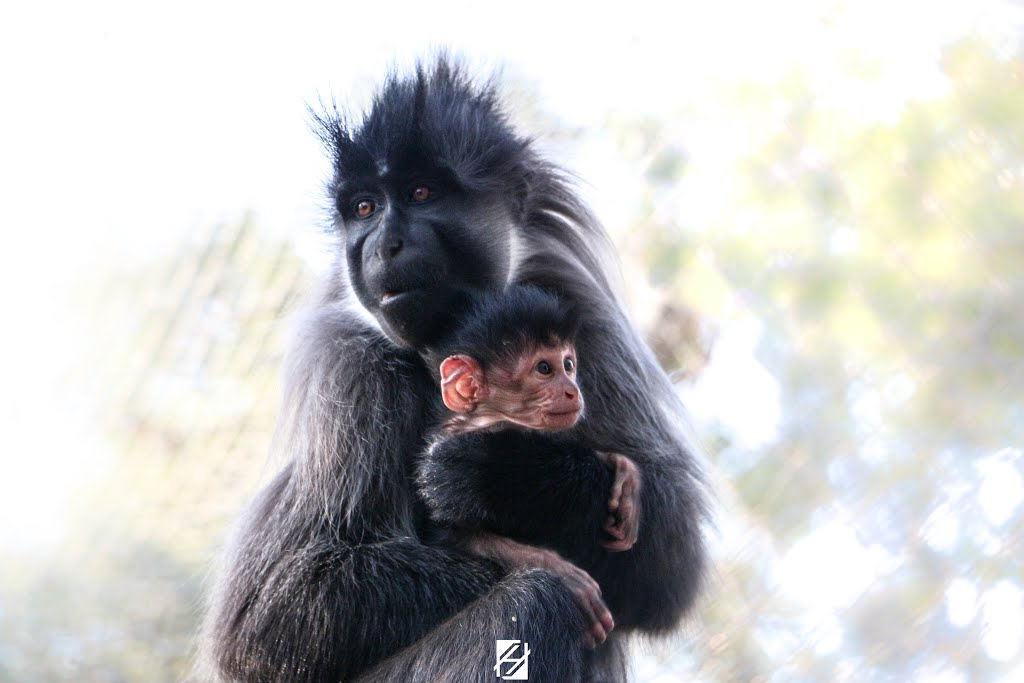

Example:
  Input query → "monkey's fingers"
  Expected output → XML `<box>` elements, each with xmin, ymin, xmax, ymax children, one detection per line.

<box><xmin>585</xmin><ymin>617</ymin><xmax>609</xmax><ymax>649</ymax></box>
<box><xmin>601</xmin><ymin>522</ymin><xmax>633</xmax><ymax>550</ymax></box>
<box><xmin>579</xmin><ymin>569</ymin><xmax>601</xmax><ymax>596</ymax></box>
<box><xmin>580</xmin><ymin>608</ymin><xmax>607</xmax><ymax>648</ymax></box>
<box><xmin>619</xmin><ymin>489</ymin><xmax>637</xmax><ymax>535</ymax></box>
<box><xmin>588</xmin><ymin>599</ymin><xmax>614</xmax><ymax>646</ymax></box>
<box><xmin>601</xmin><ymin>536</ymin><xmax>633</xmax><ymax>552</ymax></box>
<box><xmin>571</xmin><ymin>579</ymin><xmax>612</xmax><ymax>648</ymax></box>
<box><xmin>606</xmin><ymin>471</ymin><xmax>622</xmax><ymax>511</ymax></box>
<box><xmin>602</xmin><ymin>509</ymin><xmax>637</xmax><ymax>551</ymax></box>
<box><xmin>603</xmin><ymin>515</ymin><xmax>625</xmax><ymax>539</ymax></box>
<box><xmin>586</xmin><ymin>618</ymin><xmax>608</xmax><ymax>648</ymax></box>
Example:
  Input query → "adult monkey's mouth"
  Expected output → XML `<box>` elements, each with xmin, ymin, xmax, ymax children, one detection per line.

<box><xmin>378</xmin><ymin>277</ymin><xmax>443</xmax><ymax>306</ymax></box>
<box><xmin>373</xmin><ymin>283</ymin><xmax>471</xmax><ymax>349</ymax></box>
<box><xmin>380</xmin><ymin>286</ymin><xmax>437</xmax><ymax>307</ymax></box>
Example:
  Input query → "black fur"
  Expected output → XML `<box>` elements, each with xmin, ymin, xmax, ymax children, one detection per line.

<box><xmin>202</xmin><ymin>57</ymin><xmax>709</xmax><ymax>683</ymax></box>
<box><xmin>423</xmin><ymin>284</ymin><xmax>579</xmax><ymax>377</ymax></box>
<box><xmin>418</xmin><ymin>284</ymin><xmax>618</xmax><ymax>578</ymax></box>
<box><xmin>419</xmin><ymin>430</ymin><xmax>614</xmax><ymax>557</ymax></box>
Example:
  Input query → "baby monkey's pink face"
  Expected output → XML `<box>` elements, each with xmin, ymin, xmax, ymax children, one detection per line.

<box><xmin>439</xmin><ymin>341</ymin><xmax>584</xmax><ymax>432</ymax></box>
<box><xmin>490</xmin><ymin>342</ymin><xmax>583</xmax><ymax>432</ymax></box>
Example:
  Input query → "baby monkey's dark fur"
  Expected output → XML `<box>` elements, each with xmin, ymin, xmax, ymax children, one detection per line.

<box><xmin>419</xmin><ymin>285</ymin><xmax>641</xmax><ymax>649</ymax></box>
<box><xmin>423</xmin><ymin>284</ymin><xmax>581</xmax><ymax>379</ymax></box>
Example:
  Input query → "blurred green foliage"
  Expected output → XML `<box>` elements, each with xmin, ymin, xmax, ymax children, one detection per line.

<box><xmin>630</xmin><ymin>35</ymin><xmax>1024</xmax><ymax>682</ymax></box>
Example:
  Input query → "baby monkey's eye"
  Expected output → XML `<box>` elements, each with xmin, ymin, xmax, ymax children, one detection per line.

<box><xmin>536</xmin><ymin>360</ymin><xmax>553</xmax><ymax>375</ymax></box>
<box><xmin>564</xmin><ymin>357</ymin><xmax>575</xmax><ymax>372</ymax></box>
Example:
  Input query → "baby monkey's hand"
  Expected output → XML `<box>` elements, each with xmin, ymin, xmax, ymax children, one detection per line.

<box><xmin>595</xmin><ymin>452</ymin><xmax>641</xmax><ymax>552</ymax></box>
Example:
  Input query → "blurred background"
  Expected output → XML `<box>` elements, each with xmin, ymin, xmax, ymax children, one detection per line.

<box><xmin>1</xmin><ymin>1</ymin><xmax>1022</xmax><ymax>681</ymax></box>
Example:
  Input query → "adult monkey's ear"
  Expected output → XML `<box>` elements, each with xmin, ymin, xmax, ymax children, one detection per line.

<box><xmin>439</xmin><ymin>355</ymin><xmax>487</xmax><ymax>413</ymax></box>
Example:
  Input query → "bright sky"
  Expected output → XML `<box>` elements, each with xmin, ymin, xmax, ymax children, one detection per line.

<box><xmin>1</xmin><ymin>0</ymin><xmax>1009</xmax><ymax>274</ymax></box>
<box><xmin>0</xmin><ymin>0</ymin><xmax>1021</xmax><ymax>664</ymax></box>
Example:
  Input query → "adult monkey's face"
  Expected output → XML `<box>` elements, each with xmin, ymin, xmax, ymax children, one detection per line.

<box><xmin>316</xmin><ymin>62</ymin><xmax>533</xmax><ymax>348</ymax></box>
<box><xmin>337</xmin><ymin>164</ymin><xmax>515</xmax><ymax>349</ymax></box>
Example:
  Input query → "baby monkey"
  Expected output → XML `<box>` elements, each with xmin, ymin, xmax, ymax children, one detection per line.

<box><xmin>419</xmin><ymin>285</ymin><xmax>640</xmax><ymax>648</ymax></box>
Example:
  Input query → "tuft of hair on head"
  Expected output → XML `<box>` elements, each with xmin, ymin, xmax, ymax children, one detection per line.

<box><xmin>425</xmin><ymin>285</ymin><xmax>579</xmax><ymax>377</ymax></box>
<box><xmin>309</xmin><ymin>54</ymin><xmax>531</xmax><ymax>200</ymax></box>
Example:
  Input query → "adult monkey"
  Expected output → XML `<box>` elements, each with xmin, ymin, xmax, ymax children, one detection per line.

<box><xmin>203</xmin><ymin>58</ymin><xmax>708</xmax><ymax>682</ymax></box>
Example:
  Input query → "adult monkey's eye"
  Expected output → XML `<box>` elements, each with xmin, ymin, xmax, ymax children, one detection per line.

<box><xmin>564</xmin><ymin>357</ymin><xmax>575</xmax><ymax>373</ymax></box>
<box><xmin>410</xmin><ymin>185</ymin><xmax>431</xmax><ymax>202</ymax></box>
<box><xmin>354</xmin><ymin>199</ymin><xmax>376</xmax><ymax>218</ymax></box>
<box><xmin>536</xmin><ymin>360</ymin><xmax>552</xmax><ymax>375</ymax></box>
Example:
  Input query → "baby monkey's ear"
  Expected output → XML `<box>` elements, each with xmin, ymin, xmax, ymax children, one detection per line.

<box><xmin>439</xmin><ymin>355</ymin><xmax>487</xmax><ymax>413</ymax></box>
